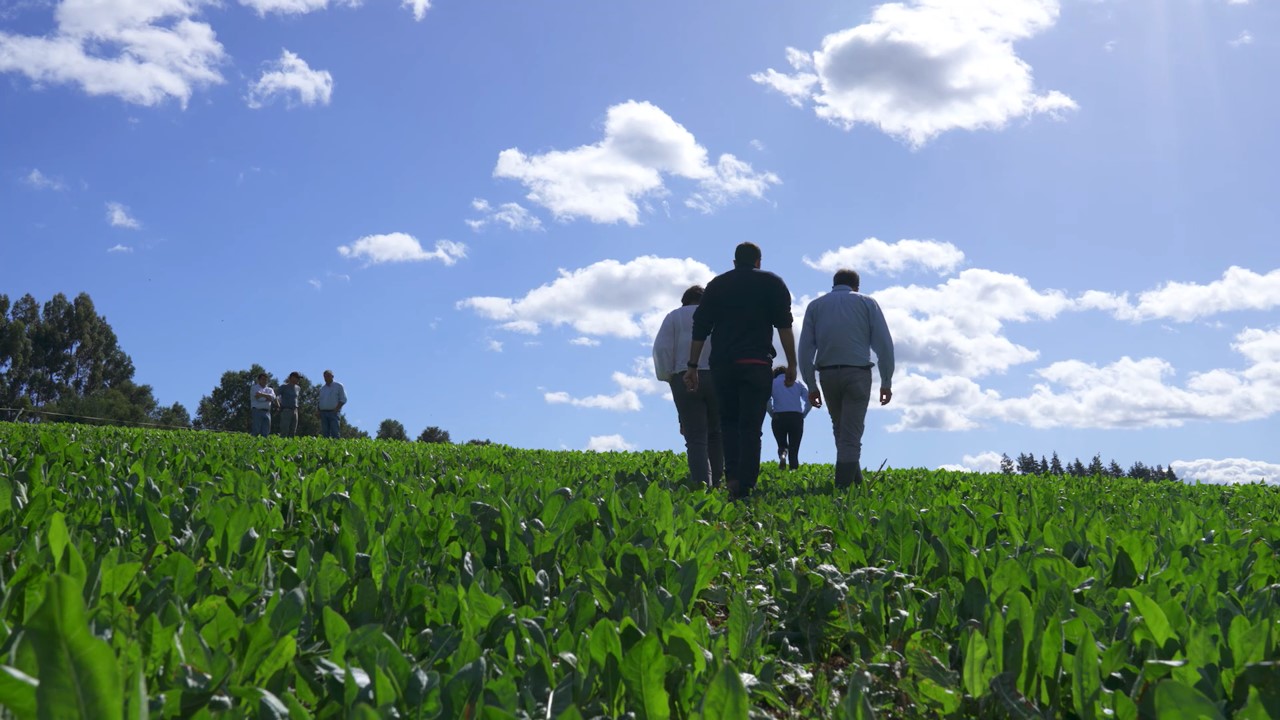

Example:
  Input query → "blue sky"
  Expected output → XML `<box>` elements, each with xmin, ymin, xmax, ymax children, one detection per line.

<box><xmin>3</xmin><ymin>0</ymin><xmax>1278</xmax><ymax>484</ymax></box>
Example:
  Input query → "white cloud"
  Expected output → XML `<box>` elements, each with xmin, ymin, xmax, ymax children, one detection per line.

<box><xmin>804</xmin><ymin>238</ymin><xmax>965</xmax><ymax>276</ymax></box>
<box><xmin>402</xmin><ymin>0</ymin><xmax>430</xmax><ymax>20</ymax></box>
<box><xmin>246</xmin><ymin>49</ymin><xmax>333</xmax><ymax>109</ymax></box>
<box><xmin>752</xmin><ymin>0</ymin><xmax>1077</xmax><ymax>146</ymax></box>
<box><xmin>0</xmin><ymin>0</ymin><xmax>226</xmax><ymax>107</ymax></box>
<box><xmin>889</xmin><ymin>327</ymin><xmax>1280</xmax><ymax>431</ymax></box>
<box><xmin>1229</xmin><ymin>31</ymin><xmax>1254</xmax><ymax>47</ymax></box>
<box><xmin>486</xmin><ymin>340</ymin><xmax>503</xmax><ymax>353</ymax></box>
<box><xmin>545</xmin><ymin>358</ymin><xmax>668</xmax><ymax>413</ymax></box>
<box><xmin>875</xmin><ymin>268</ymin><xmax>1072</xmax><ymax>377</ymax></box>
<box><xmin>239</xmin><ymin>0</ymin><xmax>327</xmax><ymax>14</ymax></box>
<box><xmin>494</xmin><ymin>100</ymin><xmax>778</xmax><ymax>224</ymax></box>
<box><xmin>338</xmin><ymin>233</ymin><xmax>466</xmax><ymax>266</ymax></box>
<box><xmin>685</xmin><ymin>154</ymin><xmax>781</xmax><ymax>213</ymax></box>
<box><xmin>308</xmin><ymin>278</ymin><xmax>322</xmax><ymax>290</ymax></box>
<box><xmin>546</xmin><ymin>390</ymin><xmax>641</xmax><ymax>412</ymax></box>
<box><xmin>466</xmin><ymin>198</ymin><xmax>543</xmax><ymax>232</ymax></box>
<box><xmin>458</xmin><ymin>255</ymin><xmax>714</xmax><ymax>338</ymax></box>
<box><xmin>1080</xmin><ymin>267</ymin><xmax>1280</xmax><ymax>323</ymax></box>
<box><xmin>939</xmin><ymin>451</ymin><xmax>1005</xmax><ymax>473</ymax></box>
<box><xmin>106</xmin><ymin>202</ymin><xmax>141</xmax><ymax>229</ymax></box>
<box><xmin>1172</xmin><ymin>458</ymin><xmax>1279</xmax><ymax>486</ymax></box>
<box><xmin>107</xmin><ymin>244</ymin><xmax>133</xmax><ymax>253</ymax></box>
<box><xmin>24</xmin><ymin>169</ymin><xmax>65</xmax><ymax>190</ymax></box>
<box><xmin>587</xmin><ymin>434</ymin><xmax>636</xmax><ymax>452</ymax></box>
<box><xmin>570</xmin><ymin>337</ymin><xmax>601</xmax><ymax>347</ymax></box>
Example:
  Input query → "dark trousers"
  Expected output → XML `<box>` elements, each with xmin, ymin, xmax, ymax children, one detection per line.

<box><xmin>668</xmin><ymin>371</ymin><xmax>724</xmax><ymax>487</ymax></box>
<box><xmin>712</xmin><ymin>362</ymin><xmax>773</xmax><ymax>497</ymax></box>
<box><xmin>771</xmin><ymin>412</ymin><xmax>804</xmax><ymax>469</ymax></box>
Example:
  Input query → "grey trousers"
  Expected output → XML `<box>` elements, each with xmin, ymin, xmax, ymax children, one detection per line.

<box><xmin>668</xmin><ymin>371</ymin><xmax>724</xmax><ymax>487</ymax></box>
<box><xmin>251</xmin><ymin>408</ymin><xmax>272</xmax><ymax>437</ymax></box>
<box><xmin>279</xmin><ymin>408</ymin><xmax>299</xmax><ymax>436</ymax></box>
<box><xmin>320</xmin><ymin>410</ymin><xmax>340</xmax><ymax>438</ymax></box>
<box><xmin>819</xmin><ymin>366</ymin><xmax>873</xmax><ymax>467</ymax></box>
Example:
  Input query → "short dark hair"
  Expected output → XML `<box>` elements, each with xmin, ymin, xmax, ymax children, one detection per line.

<box><xmin>833</xmin><ymin>269</ymin><xmax>860</xmax><ymax>290</ymax></box>
<box><xmin>733</xmin><ymin>242</ymin><xmax>762</xmax><ymax>268</ymax></box>
<box><xmin>773</xmin><ymin>365</ymin><xmax>787</xmax><ymax>377</ymax></box>
<box><xmin>681</xmin><ymin>285</ymin><xmax>704</xmax><ymax>306</ymax></box>
<box><xmin>289</xmin><ymin>371</ymin><xmax>301</xmax><ymax>380</ymax></box>
<box><xmin>257</xmin><ymin>372</ymin><xmax>268</xmax><ymax>381</ymax></box>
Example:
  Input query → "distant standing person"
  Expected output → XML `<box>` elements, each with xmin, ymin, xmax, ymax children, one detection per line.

<box><xmin>318</xmin><ymin>369</ymin><xmax>347</xmax><ymax>439</ymax></box>
<box><xmin>799</xmin><ymin>269</ymin><xmax>895</xmax><ymax>489</ymax></box>
<box><xmin>767</xmin><ymin>366</ymin><xmax>811</xmax><ymax>470</ymax></box>
<box><xmin>250</xmin><ymin>373</ymin><xmax>276</xmax><ymax>437</ymax></box>
<box><xmin>687</xmin><ymin>242</ymin><xmax>797</xmax><ymax>500</ymax></box>
<box><xmin>653</xmin><ymin>285</ymin><xmax>724</xmax><ymax>488</ymax></box>
<box><xmin>277</xmin><ymin>371</ymin><xmax>302</xmax><ymax>436</ymax></box>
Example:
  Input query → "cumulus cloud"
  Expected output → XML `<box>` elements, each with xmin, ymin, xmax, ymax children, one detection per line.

<box><xmin>570</xmin><ymin>337</ymin><xmax>601</xmax><ymax>347</ymax></box>
<box><xmin>0</xmin><ymin>0</ymin><xmax>226</xmax><ymax>107</ymax></box>
<box><xmin>466</xmin><ymin>199</ymin><xmax>543</xmax><ymax>232</ymax></box>
<box><xmin>494</xmin><ymin>100</ymin><xmax>778</xmax><ymax>224</ymax></box>
<box><xmin>247</xmin><ymin>50</ymin><xmax>333</xmax><ymax>109</ymax></box>
<box><xmin>587</xmin><ymin>434</ymin><xmax>636</xmax><ymax>452</ymax></box>
<box><xmin>402</xmin><ymin>0</ymin><xmax>430</xmax><ymax>20</ymax></box>
<box><xmin>804</xmin><ymin>238</ymin><xmax>965</xmax><ymax>276</ymax></box>
<box><xmin>875</xmin><ymin>268</ymin><xmax>1073</xmax><ymax>377</ymax></box>
<box><xmin>1172</xmin><ymin>458</ymin><xmax>1279</xmax><ymax>486</ymax></box>
<box><xmin>752</xmin><ymin>0</ymin><xmax>1077</xmax><ymax>146</ymax></box>
<box><xmin>458</xmin><ymin>255</ymin><xmax>714</xmax><ymax>338</ymax></box>
<box><xmin>1080</xmin><ymin>267</ymin><xmax>1280</xmax><ymax>323</ymax></box>
<box><xmin>106</xmin><ymin>202</ymin><xmax>141</xmax><ymax>229</ymax></box>
<box><xmin>24</xmin><ymin>169</ymin><xmax>65</xmax><ymax>190</ymax></box>
<box><xmin>107</xmin><ymin>244</ymin><xmax>133</xmax><ymax>253</ymax></box>
<box><xmin>889</xmin><ymin>327</ymin><xmax>1280</xmax><ymax>431</ymax></box>
<box><xmin>544</xmin><ymin>358</ymin><xmax>668</xmax><ymax>412</ymax></box>
<box><xmin>938</xmin><ymin>451</ymin><xmax>1005</xmax><ymax>473</ymax></box>
<box><xmin>338</xmin><ymin>233</ymin><xmax>466</xmax><ymax>266</ymax></box>
<box><xmin>239</xmin><ymin>0</ymin><xmax>328</xmax><ymax>14</ymax></box>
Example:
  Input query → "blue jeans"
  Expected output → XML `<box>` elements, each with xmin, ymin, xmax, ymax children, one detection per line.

<box><xmin>320</xmin><ymin>410</ymin><xmax>340</xmax><ymax>438</ymax></box>
<box><xmin>251</xmin><ymin>408</ymin><xmax>271</xmax><ymax>437</ymax></box>
<box><xmin>668</xmin><ymin>371</ymin><xmax>724</xmax><ymax>487</ymax></box>
<box><xmin>712</xmin><ymin>362</ymin><xmax>773</xmax><ymax>497</ymax></box>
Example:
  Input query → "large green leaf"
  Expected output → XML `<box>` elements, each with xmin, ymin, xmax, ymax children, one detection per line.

<box><xmin>698</xmin><ymin>663</ymin><xmax>748</xmax><ymax>720</ymax></box>
<box><xmin>621</xmin><ymin>634</ymin><xmax>670</xmax><ymax>720</ymax></box>
<box><xmin>27</xmin><ymin>574</ymin><xmax>123</xmax><ymax>720</ymax></box>
<box><xmin>0</xmin><ymin>665</ymin><xmax>38</xmax><ymax>719</ymax></box>
<box><xmin>1154</xmin><ymin>680</ymin><xmax>1226</xmax><ymax>720</ymax></box>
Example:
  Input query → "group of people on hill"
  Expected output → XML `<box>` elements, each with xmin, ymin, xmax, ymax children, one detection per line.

<box><xmin>250</xmin><ymin>370</ymin><xmax>348</xmax><ymax>438</ymax></box>
<box><xmin>652</xmin><ymin>242</ymin><xmax>895</xmax><ymax>501</ymax></box>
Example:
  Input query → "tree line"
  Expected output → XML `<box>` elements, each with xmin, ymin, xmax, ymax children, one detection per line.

<box><xmin>1</xmin><ymin>292</ymin><xmax>470</xmax><ymax>443</ymax></box>
<box><xmin>999</xmin><ymin>451</ymin><xmax>1179</xmax><ymax>482</ymax></box>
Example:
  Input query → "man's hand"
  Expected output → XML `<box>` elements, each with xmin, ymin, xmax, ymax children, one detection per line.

<box><xmin>880</xmin><ymin>388</ymin><xmax>893</xmax><ymax>406</ymax></box>
<box><xmin>684</xmin><ymin>370</ymin><xmax>699</xmax><ymax>392</ymax></box>
<box><xmin>809</xmin><ymin>389</ymin><xmax>823</xmax><ymax>409</ymax></box>
<box><xmin>784</xmin><ymin>364</ymin><xmax>797</xmax><ymax>387</ymax></box>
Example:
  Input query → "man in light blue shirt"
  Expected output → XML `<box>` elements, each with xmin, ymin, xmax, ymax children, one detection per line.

<box><xmin>799</xmin><ymin>269</ymin><xmax>895</xmax><ymax>489</ymax></box>
<box><xmin>317</xmin><ymin>369</ymin><xmax>347</xmax><ymax>439</ymax></box>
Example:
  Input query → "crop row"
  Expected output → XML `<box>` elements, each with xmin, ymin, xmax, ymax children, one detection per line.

<box><xmin>0</xmin><ymin>423</ymin><xmax>1278</xmax><ymax>718</ymax></box>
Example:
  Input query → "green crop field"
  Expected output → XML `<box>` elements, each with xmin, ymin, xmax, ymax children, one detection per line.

<box><xmin>0</xmin><ymin>422</ymin><xmax>1278</xmax><ymax>719</ymax></box>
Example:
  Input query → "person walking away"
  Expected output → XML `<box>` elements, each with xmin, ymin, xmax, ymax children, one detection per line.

<box><xmin>767</xmin><ymin>366</ymin><xmax>811</xmax><ymax>470</ymax></box>
<box><xmin>798</xmin><ymin>269</ymin><xmax>894</xmax><ymax>489</ymax></box>
<box><xmin>278</xmin><ymin>371</ymin><xmax>302</xmax><ymax>436</ymax></box>
<box><xmin>686</xmin><ymin>242</ymin><xmax>797</xmax><ymax>500</ymax></box>
<box><xmin>653</xmin><ymin>285</ymin><xmax>724</xmax><ymax>487</ymax></box>
<box><xmin>317</xmin><ymin>369</ymin><xmax>347</xmax><ymax>439</ymax></box>
<box><xmin>250</xmin><ymin>373</ymin><xmax>276</xmax><ymax>437</ymax></box>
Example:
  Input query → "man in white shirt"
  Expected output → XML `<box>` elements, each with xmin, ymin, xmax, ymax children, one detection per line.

<box><xmin>250</xmin><ymin>373</ymin><xmax>277</xmax><ymax>437</ymax></box>
<box><xmin>652</xmin><ymin>285</ymin><xmax>723</xmax><ymax>487</ymax></box>
<box><xmin>317</xmin><ymin>369</ymin><xmax>347</xmax><ymax>439</ymax></box>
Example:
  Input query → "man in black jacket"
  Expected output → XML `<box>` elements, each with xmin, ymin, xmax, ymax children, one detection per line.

<box><xmin>686</xmin><ymin>242</ymin><xmax>797</xmax><ymax>500</ymax></box>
